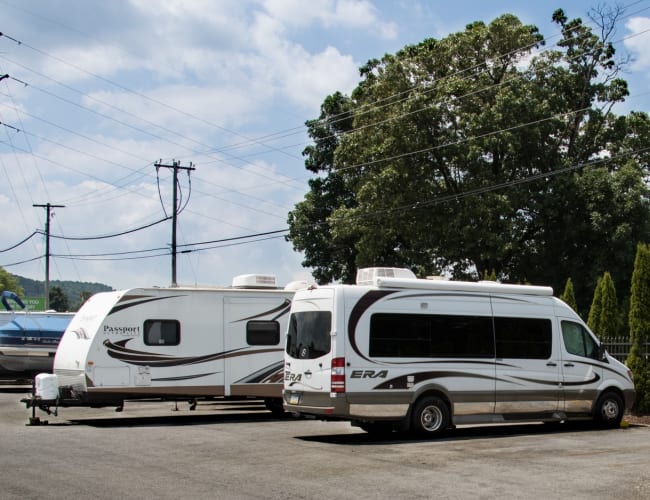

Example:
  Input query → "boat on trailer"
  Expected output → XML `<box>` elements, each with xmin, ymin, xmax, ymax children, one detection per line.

<box><xmin>0</xmin><ymin>291</ymin><xmax>73</xmax><ymax>378</ymax></box>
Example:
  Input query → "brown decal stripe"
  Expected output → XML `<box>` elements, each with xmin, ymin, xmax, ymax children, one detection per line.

<box><xmin>233</xmin><ymin>299</ymin><xmax>292</xmax><ymax>322</ymax></box>
<box><xmin>234</xmin><ymin>361</ymin><xmax>284</xmax><ymax>384</ymax></box>
<box><xmin>152</xmin><ymin>372</ymin><xmax>220</xmax><ymax>382</ymax></box>
<box><xmin>348</xmin><ymin>290</ymin><xmax>396</xmax><ymax>362</ymax></box>
<box><xmin>374</xmin><ymin>371</ymin><xmax>496</xmax><ymax>390</ymax></box>
<box><xmin>512</xmin><ymin>373</ymin><xmax>600</xmax><ymax>387</ymax></box>
<box><xmin>103</xmin><ymin>339</ymin><xmax>281</xmax><ymax>367</ymax></box>
<box><xmin>108</xmin><ymin>295</ymin><xmax>185</xmax><ymax>316</ymax></box>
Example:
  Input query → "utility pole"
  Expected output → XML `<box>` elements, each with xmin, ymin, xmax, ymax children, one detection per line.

<box><xmin>154</xmin><ymin>160</ymin><xmax>195</xmax><ymax>287</ymax></box>
<box><xmin>33</xmin><ymin>203</ymin><xmax>65</xmax><ymax>310</ymax></box>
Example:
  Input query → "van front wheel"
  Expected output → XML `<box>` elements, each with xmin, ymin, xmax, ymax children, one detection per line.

<box><xmin>411</xmin><ymin>396</ymin><xmax>449</xmax><ymax>436</ymax></box>
<box><xmin>594</xmin><ymin>391</ymin><xmax>624</xmax><ymax>429</ymax></box>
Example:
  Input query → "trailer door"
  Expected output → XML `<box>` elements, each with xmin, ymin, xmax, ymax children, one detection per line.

<box><xmin>224</xmin><ymin>294</ymin><xmax>288</xmax><ymax>398</ymax></box>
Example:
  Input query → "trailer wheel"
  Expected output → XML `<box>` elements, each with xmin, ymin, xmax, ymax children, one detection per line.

<box><xmin>411</xmin><ymin>396</ymin><xmax>449</xmax><ymax>437</ymax></box>
<box><xmin>593</xmin><ymin>391</ymin><xmax>624</xmax><ymax>429</ymax></box>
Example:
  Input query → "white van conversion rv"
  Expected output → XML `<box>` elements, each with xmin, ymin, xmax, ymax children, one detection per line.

<box><xmin>50</xmin><ymin>274</ymin><xmax>301</xmax><ymax>413</ymax></box>
<box><xmin>283</xmin><ymin>268</ymin><xmax>635</xmax><ymax>436</ymax></box>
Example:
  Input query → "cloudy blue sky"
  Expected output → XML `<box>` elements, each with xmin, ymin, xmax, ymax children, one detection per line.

<box><xmin>1</xmin><ymin>0</ymin><xmax>649</xmax><ymax>292</ymax></box>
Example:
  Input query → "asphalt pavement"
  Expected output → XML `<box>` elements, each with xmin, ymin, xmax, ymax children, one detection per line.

<box><xmin>1</xmin><ymin>385</ymin><xmax>649</xmax><ymax>500</ymax></box>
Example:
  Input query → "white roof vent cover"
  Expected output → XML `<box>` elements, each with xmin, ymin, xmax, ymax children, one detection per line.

<box><xmin>231</xmin><ymin>274</ymin><xmax>277</xmax><ymax>289</ymax></box>
<box><xmin>356</xmin><ymin>267</ymin><xmax>417</xmax><ymax>285</ymax></box>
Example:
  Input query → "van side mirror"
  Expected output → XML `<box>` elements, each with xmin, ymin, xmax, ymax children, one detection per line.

<box><xmin>598</xmin><ymin>343</ymin><xmax>607</xmax><ymax>362</ymax></box>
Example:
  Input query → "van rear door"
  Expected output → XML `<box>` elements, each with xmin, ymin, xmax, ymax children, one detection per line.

<box><xmin>284</xmin><ymin>288</ymin><xmax>334</xmax><ymax>403</ymax></box>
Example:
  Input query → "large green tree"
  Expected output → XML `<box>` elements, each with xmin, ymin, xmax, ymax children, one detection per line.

<box><xmin>288</xmin><ymin>8</ymin><xmax>650</xmax><ymax>302</ymax></box>
<box><xmin>287</xmin><ymin>92</ymin><xmax>358</xmax><ymax>284</ymax></box>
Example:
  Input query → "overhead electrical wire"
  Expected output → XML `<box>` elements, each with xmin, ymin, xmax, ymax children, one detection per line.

<box><xmin>0</xmin><ymin>70</ymin><xmax>299</xmax><ymax>213</ymax></box>
<box><xmin>42</xmin><ymin>216</ymin><xmax>171</xmax><ymax>241</ymax></box>
<box><xmin>0</xmin><ymin>230</ymin><xmax>39</xmax><ymax>252</ymax></box>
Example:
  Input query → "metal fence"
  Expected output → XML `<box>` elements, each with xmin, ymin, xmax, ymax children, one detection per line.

<box><xmin>601</xmin><ymin>338</ymin><xmax>650</xmax><ymax>363</ymax></box>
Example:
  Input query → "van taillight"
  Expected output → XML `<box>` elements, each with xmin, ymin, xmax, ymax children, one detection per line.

<box><xmin>331</xmin><ymin>357</ymin><xmax>345</xmax><ymax>393</ymax></box>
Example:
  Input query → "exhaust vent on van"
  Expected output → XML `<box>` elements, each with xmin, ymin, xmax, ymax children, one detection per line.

<box><xmin>356</xmin><ymin>267</ymin><xmax>417</xmax><ymax>285</ymax></box>
<box><xmin>231</xmin><ymin>274</ymin><xmax>278</xmax><ymax>289</ymax></box>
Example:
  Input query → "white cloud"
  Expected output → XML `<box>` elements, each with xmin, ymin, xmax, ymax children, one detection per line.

<box><xmin>625</xmin><ymin>17</ymin><xmax>650</xmax><ymax>72</ymax></box>
<box><xmin>261</xmin><ymin>0</ymin><xmax>397</xmax><ymax>38</ymax></box>
<box><xmin>40</xmin><ymin>45</ymin><xmax>136</xmax><ymax>83</ymax></box>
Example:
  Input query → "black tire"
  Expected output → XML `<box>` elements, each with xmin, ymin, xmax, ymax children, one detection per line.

<box><xmin>593</xmin><ymin>391</ymin><xmax>624</xmax><ymax>429</ymax></box>
<box><xmin>411</xmin><ymin>396</ymin><xmax>450</xmax><ymax>437</ymax></box>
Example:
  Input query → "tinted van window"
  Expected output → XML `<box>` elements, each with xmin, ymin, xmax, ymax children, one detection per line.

<box><xmin>369</xmin><ymin>313</ymin><xmax>494</xmax><ymax>358</ymax></box>
<box><xmin>494</xmin><ymin>317</ymin><xmax>552</xmax><ymax>359</ymax></box>
<box><xmin>286</xmin><ymin>311</ymin><xmax>332</xmax><ymax>360</ymax></box>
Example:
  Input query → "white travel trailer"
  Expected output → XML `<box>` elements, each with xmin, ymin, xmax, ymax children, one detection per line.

<box><xmin>283</xmin><ymin>268</ymin><xmax>635</xmax><ymax>436</ymax></box>
<box><xmin>48</xmin><ymin>274</ymin><xmax>302</xmax><ymax>413</ymax></box>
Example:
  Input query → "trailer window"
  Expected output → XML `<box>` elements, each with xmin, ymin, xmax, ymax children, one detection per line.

<box><xmin>247</xmin><ymin>320</ymin><xmax>280</xmax><ymax>345</ymax></box>
<box><xmin>561</xmin><ymin>321</ymin><xmax>599</xmax><ymax>359</ymax></box>
<box><xmin>286</xmin><ymin>311</ymin><xmax>331</xmax><ymax>360</ymax></box>
<box><xmin>369</xmin><ymin>314</ymin><xmax>494</xmax><ymax>358</ymax></box>
<box><xmin>494</xmin><ymin>317</ymin><xmax>552</xmax><ymax>359</ymax></box>
<box><xmin>144</xmin><ymin>320</ymin><xmax>180</xmax><ymax>346</ymax></box>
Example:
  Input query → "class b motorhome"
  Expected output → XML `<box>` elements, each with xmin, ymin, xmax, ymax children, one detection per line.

<box><xmin>283</xmin><ymin>268</ymin><xmax>635</xmax><ymax>436</ymax></box>
<box><xmin>44</xmin><ymin>274</ymin><xmax>304</xmax><ymax>414</ymax></box>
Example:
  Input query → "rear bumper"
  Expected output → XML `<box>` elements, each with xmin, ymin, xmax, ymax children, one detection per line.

<box><xmin>283</xmin><ymin>390</ymin><xmax>348</xmax><ymax>418</ymax></box>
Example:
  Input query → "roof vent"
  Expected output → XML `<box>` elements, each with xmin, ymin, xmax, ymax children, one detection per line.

<box><xmin>356</xmin><ymin>267</ymin><xmax>417</xmax><ymax>285</ymax></box>
<box><xmin>231</xmin><ymin>274</ymin><xmax>278</xmax><ymax>289</ymax></box>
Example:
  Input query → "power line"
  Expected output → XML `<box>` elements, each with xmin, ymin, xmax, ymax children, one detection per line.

<box><xmin>41</xmin><ymin>216</ymin><xmax>171</xmax><ymax>241</ymax></box>
<box><xmin>0</xmin><ymin>231</ymin><xmax>39</xmax><ymax>252</ymax></box>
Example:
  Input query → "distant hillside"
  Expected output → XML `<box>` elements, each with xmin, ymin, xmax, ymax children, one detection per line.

<box><xmin>14</xmin><ymin>275</ymin><xmax>113</xmax><ymax>309</ymax></box>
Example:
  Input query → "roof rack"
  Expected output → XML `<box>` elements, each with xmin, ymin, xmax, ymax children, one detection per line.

<box><xmin>374</xmin><ymin>276</ymin><xmax>553</xmax><ymax>296</ymax></box>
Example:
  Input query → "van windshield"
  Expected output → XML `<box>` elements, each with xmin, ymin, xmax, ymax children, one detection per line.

<box><xmin>286</xmin><ymin>311</ymin><xmax>331</xmax><ymax>360</ymax></box>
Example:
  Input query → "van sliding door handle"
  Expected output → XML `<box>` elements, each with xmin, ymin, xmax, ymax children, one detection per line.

<box><xmin>564</xmin><ymin>362</ymin><xmax>574</xmax><ymax>367</ymax></box>
<box><xmin>546</xmin><ymin>362</ymin><xmax>557</xmax><ymax>367</ymax></box>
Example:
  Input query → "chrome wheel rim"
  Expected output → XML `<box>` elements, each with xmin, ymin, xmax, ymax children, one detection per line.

<box><xmin>421</xmin><ymin>405</ymin><xmax>444</xmax><ymax>432</ymax></box>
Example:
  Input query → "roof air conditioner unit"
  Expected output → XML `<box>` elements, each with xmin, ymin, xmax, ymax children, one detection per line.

<box><xmin>356</xmin><ymin>267</ymin><xmax>417</xmax><ymax>285</ymax></box>
<box><xmin>231</xmin><ymin>274</ymin><xmax>278</xmax><ymax>289</ymax></box>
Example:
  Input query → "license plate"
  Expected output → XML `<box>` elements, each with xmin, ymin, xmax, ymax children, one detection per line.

<box><xmin>288</xmin><ymin>392</ymin><xmax>301</xmax><ymax>405</ymax></box>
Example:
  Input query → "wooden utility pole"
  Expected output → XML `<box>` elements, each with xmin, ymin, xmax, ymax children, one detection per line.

<box><xmin>33</xmin><ymin>203</ymin><xmax>65</xmax><ymax>310</ymax></box>
<box><xmin>154</xmin><ymin>160</ymin><xmax>195</xmax><ymax>287</ymax></box>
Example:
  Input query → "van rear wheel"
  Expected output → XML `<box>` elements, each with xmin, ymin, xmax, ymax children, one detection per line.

<box><xmin>411</xmin><ymin>396</ymin><xmax>450</xmax><ymax>437</ymax></box>
<box><xmin>594</xmin><ymin>391</ymin><xmax>624</xmax><ymax>429</ymax></box>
